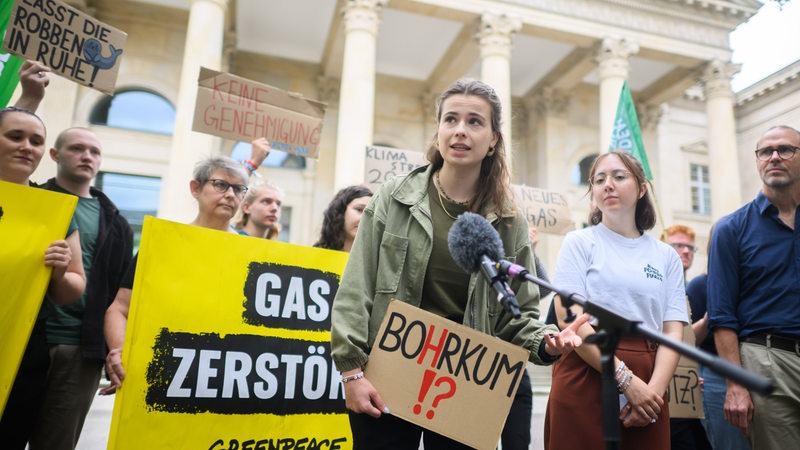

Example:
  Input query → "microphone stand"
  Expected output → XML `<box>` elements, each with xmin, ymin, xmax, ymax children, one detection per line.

<box><xmin>496</xmin><ymin>261</ymin><xmax>774</xmax><ymax>450</ymax></box>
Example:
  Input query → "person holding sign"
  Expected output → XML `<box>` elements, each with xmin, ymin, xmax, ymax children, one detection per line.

<box><xmin>313</xmin><ymin>185</ymin><xmax>373</xmax><ymax>252</ymax></box>
<box><xmin>11</xmin><ymin>60</ymin><xmax>50</xmax><ymax>112</ymax></box>
<box><xmin>544</xmin><ymin>151</ymin><xmax>687</xmax><ymax>450</ymax></box>
<box><xmin>0</xmin><ymin>106</ymin><xmax>86</xmax><ymax>449</ymax></box>
<box><xmin>102</xmin><ymin>156</ymin><xmax>250</xmax><ymax>394</ymax></box>
<box><xmin>231</xmin><ymin>138</ymin><xmax>283</xmax><ymax>239</ymax></box>
<box><xmin>330</xmin><ymin>79</ymin><xmax>586</xmax><ymax>449</ymax></box>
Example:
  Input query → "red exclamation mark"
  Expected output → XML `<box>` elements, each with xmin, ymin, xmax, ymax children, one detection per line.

<box><xmin>413</xmin><ymin>369</ymin><xmax>437</xmax><ymax>416</ymax></box>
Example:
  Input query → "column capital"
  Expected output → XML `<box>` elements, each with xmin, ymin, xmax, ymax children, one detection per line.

<box><xmin>638</xmin><ymin>103</ymin><xmax>665</xmax><ymax>131</ymax></box>
<box><xmin>476</xmin><ymin>12</ymin><xmax>522</xmax><ymax>59</ymax></box>
<box><xmin>699</xmin><ymin>59</ymin><xmax>741</xmax><ymax>100</ymax></box>
<box><xmin>317</xmin><ymin>76</ymin><xmax>341</xmax><ymax>105</ymax></box>
<box><xmin>190</xmin><ymin>0</ymin><xmax>228</xmax><ymax>8</ymax></box>
<box><xmin>526</xmin><ymin>86</ymin><xmax>570</xmax><ymax>118</ymax></box>
<box><xmin>595</xmin><ymin>36</ymin><xmax>639</xmax><ymax>80</ymax></box>
<box><xmin>342</xmin><ymin>0</ymin><xmax>389</xmax><ymax>36</ymax></box>
<box><xmin>421</xmin><ymin>90</ymin><xmax>439</xmax><ymax>123</ymax></box>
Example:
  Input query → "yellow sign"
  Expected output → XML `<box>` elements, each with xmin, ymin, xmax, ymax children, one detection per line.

<box><xmin>0</xmin><ymin>180</ymin><xmax>76</xmax><ymax>412</ymax></box>
<box><xmin>108</xmin><ymin>217</ymin><xmax>352</xmax><ymax>450</ymax></box>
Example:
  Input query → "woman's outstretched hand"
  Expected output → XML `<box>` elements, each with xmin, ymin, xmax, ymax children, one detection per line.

<box><xmin>543</xmin><ymin>312</ymin><xmax>590</xmax><ymax>355</ymax></box>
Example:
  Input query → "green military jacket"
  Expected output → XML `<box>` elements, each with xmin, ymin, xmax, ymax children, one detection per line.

<box><xmin>331</xmin><ymin>164</ymin><xmax>559</xmax><ymax>373</ymax></box>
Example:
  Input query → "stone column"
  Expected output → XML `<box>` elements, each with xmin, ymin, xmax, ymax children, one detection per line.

<box><xmin>526</xmin><ymin>87</ymin><xmax>570</xmax><ymax>187</ymax></box>
<box><xmin>421</xmin><ymin>89</ymin><xmax>439</xmax><ymax>148</ymax></box>
<box><xmin>701</xmin><ymin>59</ymin><xmax>741</xmax><ymax>219</ymax></box>
<box><xmin>333</xmin><ymin>0</ymin><xmax>388</xmax><ymax>190</ymax></box>
<box><xmin>596</xmin><ymin>37</ymin><xmax>638</xmax><ymax>153</ymax></box>
<box><xmin>477</xmin><ymin>12</ymin><xmax>521</xmax><ymax>166</ymax></box>
<box><xmin>158</xmin><ymin>0</ymin><xmax>227</xmax><ymax>222</ymax></box>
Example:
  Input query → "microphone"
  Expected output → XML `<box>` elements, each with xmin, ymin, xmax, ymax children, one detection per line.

<box><xmin>447</xmin><ymin>212</ymin><xmax>522</xmax><ymax>318</ymax></box>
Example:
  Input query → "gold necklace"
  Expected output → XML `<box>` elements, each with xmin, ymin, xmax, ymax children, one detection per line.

<box><xmin>435</xmin><ymin>171</ymin><xmax>470</xmax><ymax>205</ymax></box>
<box><xmin>436</xmin><ymin>185</ymin><xmax>458</xmax><ymax>220</ymax></box>
<box><xmin>434</xmin><ymin>171</ymin><xmax>469</xmax><ymax>220</ymax></box>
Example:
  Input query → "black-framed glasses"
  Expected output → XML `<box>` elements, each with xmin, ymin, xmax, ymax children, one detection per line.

<box><xmin>670</xmin><ymin>242</ymin><xmax>696</xmax><ymax>253</ymax></box>
<box><xmin>207</xmin><ymin>178</ymin><xmax>248</xmax><ymax>198</ymax></box>
<box><xmin>754</xmin><ymin>145</ymin><xmax>799</xmax><ymax>161</ymax></box>
<box><xmin>589</xmin><ymin>169</ymin><xmax>632</xmax><ymax>186</ymax></box>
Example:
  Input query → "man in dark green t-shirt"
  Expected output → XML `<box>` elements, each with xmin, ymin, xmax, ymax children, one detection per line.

<box><xmin>30</xmin><ymin>128</ymin><xmax>133</xmax><ymax>450</ymax></box>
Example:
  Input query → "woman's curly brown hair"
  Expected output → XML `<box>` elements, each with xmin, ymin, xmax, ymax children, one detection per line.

<box><xmin>314</xmin><ymin>185</ymin><xmax>373</xmax><ymax>250</ymax></box>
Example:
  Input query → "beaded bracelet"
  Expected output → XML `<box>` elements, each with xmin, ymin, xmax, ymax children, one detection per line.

<box><xmin>341</xmin><ymin>371</ymin><xmax>365</xmax><ymax>383</ymax></box>
<box><xmin>614</xmin><ymin>361</ymin><xmax>627</xmax><ymax>384</ymax></box>
<box><xmin>617</xmin><ymin>369</ymin><xmax>633</xmax><ymax>393</ymax></box>
<box><xmin>242</xmin><ymin>159</ymin><xmax>259</xmax><ymax>174</ymax></box>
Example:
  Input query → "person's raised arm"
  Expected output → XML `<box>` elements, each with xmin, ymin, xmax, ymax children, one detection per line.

<box><xmin>247</xmin><ymin>137</ymin><xmax>272</xmax><ymax>171</ymax></box>
<box><xmin>13</xmin><ymin>60</ymin><xmax>50</xmax><ymax>112</ymax></box>
<box><xmin>46</xmin><ymin>230</ymin><xmax>85</xmax><ymax>304</ymax></box>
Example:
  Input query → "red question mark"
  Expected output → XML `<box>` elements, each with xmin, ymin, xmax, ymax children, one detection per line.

<box><xmin>427</xmin><ymin>376</ymin><xmax>457</xmax><ymax>419</ymax></box>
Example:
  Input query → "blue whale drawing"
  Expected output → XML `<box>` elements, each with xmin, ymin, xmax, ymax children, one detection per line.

<box><xmin>83</xmin><ymin>39</ymin><xmax>123</xmax><ymax>70</ymax></box>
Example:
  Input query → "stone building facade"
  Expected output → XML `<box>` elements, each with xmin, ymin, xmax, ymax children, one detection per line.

<box><xmin>23</xmin><ymin>0</ymin><xmax>799</xmax><ymax>281</ymax></box>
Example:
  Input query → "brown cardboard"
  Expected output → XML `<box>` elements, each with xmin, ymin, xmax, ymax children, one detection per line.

<box><xmin>192</xmin><ymin>67</ymin><xmax>326</xmax><ymax>159</ymax></box>
<box><xmin>364</xmin><ymin>145</ymin><xmax>426</xmax><ymax>192</ymax></box>
<box><xmin>510</xmin><ymin>185</ymin><xmax>575</xmax><ymax>235</ymax></box>
<box><xmin>365</xmin><ymin>300</ymin><xmax>530</xmax><ymax>450</ymax></box>
<box><xmin>665</xmin><ymin>299</ymin><xmax>704</xmax><ymax>418</ymax></box>
<box><xmin>2</xmin><ymin>0</ymin><xmax>126</xmax><ymax>95</ymax></box>
<box><xmin>362</xmin><ymin>147</ymin><xmax>575</xmax><ymax>237</ymax></box>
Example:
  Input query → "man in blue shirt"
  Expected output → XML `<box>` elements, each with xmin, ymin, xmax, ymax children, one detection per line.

<box><xmin>707</xmin><ymin>125</ymin><xmax>800</xmax><ymax>450</ymax></box>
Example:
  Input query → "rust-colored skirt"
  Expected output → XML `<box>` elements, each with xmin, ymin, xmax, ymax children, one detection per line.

<box><xmin>544</xmin><ymin>336</ymin><xmax>670</xmax><ymax>450</ymax></box>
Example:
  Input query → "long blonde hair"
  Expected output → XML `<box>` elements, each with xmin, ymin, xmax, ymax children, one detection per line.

<box><xmin>232</xmin><ymin>180</ymin><xmax>283</xmax><ymax>239</ymax></box>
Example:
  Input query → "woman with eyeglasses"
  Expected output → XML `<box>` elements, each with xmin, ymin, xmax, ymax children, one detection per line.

<box><xmin>0</xmin><ymin>106</ymin><xmax>86</xmax><ymax>448</ymax></box>
<box><xmin>544</xmin><ymin>151</ymin><xmax>687</xmax><ymax>450</ymax></box>
<box><xmin>101</xmin><ymin>156</ymin><xmax>250</xmax><ymax>394</ymax></box>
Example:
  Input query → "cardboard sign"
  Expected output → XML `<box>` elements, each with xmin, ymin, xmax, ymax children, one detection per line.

<box><xmin>666</xmin><ymin>313</ymin><xmax>704</xmax><ymax>419</ymax></box>
<box><xmin>2</xmin><ymin>0</ymin><xmax>127</xmax><ymax>95</ymax></box>
<box><xmin>107</xmin><ymin>217</ymin><xmax>352</xmax><ymax>449</ymax></box>
<box><xmin>0</xmin><ymin>180</ymin><xmax>76</xmax><ymax>412</ymax></box>
<box><xmin>366</xmin><ymin>300</ymin><xmax>530</xmax><ymax>450</ymax></box>
<box><xmin>511</xmin><ymin>185</ymin><xmax>575</xmax><ymax>236</ymax></box>
<box><xmin>361</xmin><ymin>146</ymin><xmax>575</xmax><ymax>236</ymax></box>
<box><xmin>192</xmin><ymin>67</ymin><xmax>327</xmax><ymax>159</ymax></box>
<box><xmin>364</xmin><ymin>145</ymin><xmax>427</xmax><ymax>192</ymax></box>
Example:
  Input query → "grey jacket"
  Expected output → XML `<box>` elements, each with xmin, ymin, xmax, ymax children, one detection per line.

<box><xmin>331</xmin><ymin>164</ymin><xmax>559</xmax><ymax>372</ymax></box>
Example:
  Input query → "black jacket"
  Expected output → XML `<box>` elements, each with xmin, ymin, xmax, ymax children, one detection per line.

<box><xmin>43</xmin><ymin>178</ymin><xmax>134</xmax><ymax>360</ymax></box>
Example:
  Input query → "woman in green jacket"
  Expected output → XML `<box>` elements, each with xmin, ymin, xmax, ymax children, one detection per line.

<box><xmin>330</xmin><ymin>79</ymin><xmax>586</xmax><ymax>449</ymax></box>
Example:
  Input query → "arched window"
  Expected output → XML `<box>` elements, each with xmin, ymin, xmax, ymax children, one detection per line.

<box><xmin>90</xmin><ymin>89</ymin><xmax>175</xmax><ymax>135</ymax></box>
<box><xmin>230</xmin><ymin>141</ymin><xmax>306</xmax><ymax>170</ymax></box>
<box><xmin>572</xmin><ymin>154</ymin><xmax>598</xmax><ymax>185</ymax></box>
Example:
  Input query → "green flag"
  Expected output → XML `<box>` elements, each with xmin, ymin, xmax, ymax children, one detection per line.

<box><xmin>0</xmin><ymin>1</ymin><xmax>23</xmax><ymax>107</ymax></box>
<box><xmin>609</xmin><ymin>81</ymin><xmax>652</xmax><ymax>179</ymax></box>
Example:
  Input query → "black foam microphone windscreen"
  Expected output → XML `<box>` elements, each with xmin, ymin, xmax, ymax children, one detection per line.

<box><xmin>447</xmin><ymin>212</ymin><xmax>505</xmax><ymax>274</ymax></box>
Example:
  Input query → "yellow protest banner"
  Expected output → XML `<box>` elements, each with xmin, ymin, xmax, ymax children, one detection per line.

<box><xmin>0</xmin><ymin>180</ymin><xmax>77</xmax><ymax>412</ymax></box>
<box><xmin>108</xmin><ymin>217</ymin><xmax>352</xmax><ymax>450</ymax></box>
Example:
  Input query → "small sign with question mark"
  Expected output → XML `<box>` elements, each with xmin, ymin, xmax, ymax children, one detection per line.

<box><xmin>365</xmin><ymin>300</ymin><xmax>530</xmax><ymax>450</ymax></box>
